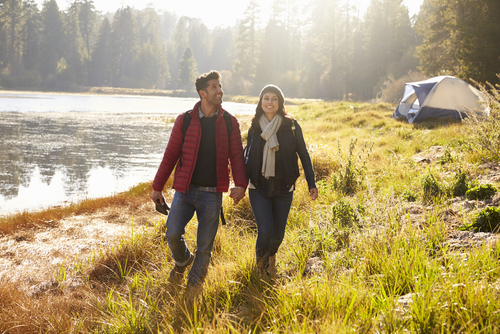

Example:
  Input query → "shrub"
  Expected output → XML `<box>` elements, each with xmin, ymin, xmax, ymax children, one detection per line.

<box><xmin>450</xmin><ymin>170</ymin><xmax>469</xmax><ymax>197</ymax></box>
<box><xmin>465</xmin><ymin>184</ymin><xmax>498</xmax><ymax>200</ymax></box>
<box><xmin>308</xmin><ymin>143</ymin><xmax>337</xmax><ymax>181</ymax></box>
<box><xmin>463</xmin><ymin>75</ymin><xmax>500</xmax><ymax>162</ymax></box>
<box><xmin>332</xmin><ymin>138</ymin><xmax>373</xmax><ymax>195</ymax></box>
<box><xmin>439</xmin><ymin>147</ymin><xmax>455</xmax><ymax>165</ymax></box>
<box><xmin>298</xmin><ymin>226</ymin><xmax>349</xmax><ymax>257</ymax></box>
<box><xmin>421</xmin><ymin>173</ymin><xmax>443</xmax><ymax>201</ymax></box>
<box><xmin>331</xmin><ymin>198</ymin><xmax>364</xmax><ymax>227</ymax></box>
<box><xmin>401</xmin><ymin>189</ymin><xmax>418</xmax><ymax>202</ymax></box>
<box><xmin>380</xmin><ymin>71</ymin><xmax>427</xmax><ymax>103</ymax></box>
<box><xmin>459</xmin><ymin>207</ymin><xmax>500</xmax><ymax>232</ymax></box>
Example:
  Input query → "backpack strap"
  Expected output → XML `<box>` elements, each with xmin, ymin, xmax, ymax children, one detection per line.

<box><xmin>220</xmin><ymin>206</ymin><xmax>226</xmax><ymax>225</ymax></box>
<box><xmin>182</xmin><ymin>110</ymin><xmax>232</xmax><ymax>146</ymax></box>
<box><xmin>181</xmin><ymin>110</ymin><xmax>192</xmax><ymax>141</ymax></box>
<box><xmin>244</xmin><ymin>129</ymin><xmax>253</xmax><ymax>164</ymax></box>
<box><xmin>222</xmin><ymin>110</ymin><xmax>233</xmax><ymax>140</ymax></box>
<box><xmin>178</xmin><ymin>110</ymin><xmax>192</xmax><ymax>167</ymax></box>
<box><xmin>220</xmin><ymin>111</ymin><xmax>233</xmax><ymax>226</ymax></box>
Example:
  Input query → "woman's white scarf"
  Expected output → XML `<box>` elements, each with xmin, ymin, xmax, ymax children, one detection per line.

<box><xmin>259</xmin><ymin>114</ymin><xmax>282</xmax><ymax>178</ymax></box>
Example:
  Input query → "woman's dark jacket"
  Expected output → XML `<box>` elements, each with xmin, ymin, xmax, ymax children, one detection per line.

<box><xmin>245</xmin><ymin>117</ymin><xmax>316</xmax><ymax>196</ymax></box>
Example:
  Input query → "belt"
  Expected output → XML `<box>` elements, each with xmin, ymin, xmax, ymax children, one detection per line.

<box><xmin>197</xmin><ymin>186</ymin><xmax>218</xmax><ymax>193</ymax></box>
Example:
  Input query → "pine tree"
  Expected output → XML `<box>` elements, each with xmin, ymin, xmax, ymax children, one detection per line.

<box><xmin>255</xmin><ymin>18</ymin><xmax>287</xmax><ymax>88</ymax></box>
<box><xmin>233</xmin><ymin>0</ymin><xmax>260</xmax><ymax>85</ymax></box>
<box><xmin>134</xmin><ymin>6</ymin><xmax>170</xmax><ymax>88</ymax></box>
<box><xmin>89</xmin><ymin>16</ymin><xmax>111</xmax><ymax>86</ymax></box>
<box><xmin>177</xmin><ymin>46</ymin><xmax>197</xmax><ymax>91</ymax></box>
<box><xmin>168</xmin><ymin>16</ymin><xmax>188</xmax><ymax>87</ymax></box>
<box><xmin>415</xmin><ymin>0</ymin><xmax>460</xmax><ymax>77</ymax></box>
<box><xmin>1</xmin><ymin>0</ymin><xmax>22</xmax><ymax>69</ymax></box>
<box><xmin>39</xmin><ymin>0</ymin><xmax>64</xmax><ymax>79</ymax></box>
<box><xmin>361</xmin><ymin>0</ymin><xmax>415</xmax><ymax>98</ymax></box>
<box><xmin>20</xmin><ymin>0</ymin><xmax>40</xmax><ymax>71</ymax></box>
<box><xmin>457</xmin><ymin>0</ymin><xmax>500</xmax><ymax>85</ymax></box>
<box><xmin>159</xmin><ymin>10</ymin><xmax>176</xmax><ymax>45</ymax></box>
<box><xmin>78</xmin><ymin>0</ymin><xmax>97</xmax><ymax>57</ymax></box>
<box><xmin>0</xmin><ymin>1</ymin><xmax>5</xmax><ymax>67</ymax></box>
<box><xmin>188</xmin><ymin>20</ymin><xmax>211</xmax><ymax>74</ymax></box>
<box><xmin>62</xmin><ymin>1</ymin><xmax>87</xmax><ymax>85</ymax></box>
<box><xmin>209</xmin><ymin>27</ymin><xmax>234</xmax><ymax>72</ymax></box>
<box><xmin>307</xmin><ymin>0</ymin><xmax>342</xmax><ymax>98</ymax></box>
<box><xmin>109</xmin><ymin>6</ymin><xmax>138</xmax><ymax>87</ymax></box>
<box><xmin>417</xmin><ymin>0</ymin><xmax>500</xmax><ymax>85</ymax></box>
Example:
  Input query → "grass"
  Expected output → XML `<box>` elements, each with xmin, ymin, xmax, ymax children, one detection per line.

<box><xmin>0</xmin><ymin>177</ymin><xmax>175</xmax><ymax>236</ymax></box>
<box><xmin>2</xmin><ymin>100</ymin><xmax>500</xmax><ymax>333</ymax></box>
<box><xmin>0</xmin><ymin>181</ymin><xmax>156</xmax><ymax>235</ymax></box>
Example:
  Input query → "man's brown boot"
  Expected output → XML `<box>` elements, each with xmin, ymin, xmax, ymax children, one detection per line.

<box><xmin>169</xmin><ymin>253</ymin><xmax>194</xmax><ymax>283</ymax></box>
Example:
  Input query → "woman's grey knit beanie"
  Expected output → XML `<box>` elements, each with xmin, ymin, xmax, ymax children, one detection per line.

<box><xmin>259</xmin><ymin>84</ymin><xmax>285</xmax><ymax>106</ymax></box>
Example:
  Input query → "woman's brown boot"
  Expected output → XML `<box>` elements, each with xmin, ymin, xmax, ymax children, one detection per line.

<box><xmin>267</xmin><ymin>254</ymin><xmax>277</xmax><ymax>277</ymax></box>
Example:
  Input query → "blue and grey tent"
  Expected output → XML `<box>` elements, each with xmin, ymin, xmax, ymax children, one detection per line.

<box><xmin>392</xmin><ymin>76</ymin><xmax>485</xmax><ymax>124</ymax></box>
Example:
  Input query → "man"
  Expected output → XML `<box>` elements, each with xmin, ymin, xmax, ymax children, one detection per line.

<box><xmin>151</xmin><ymin>70</ymin><xmax>247</xmax><ymax>290</ymax></box>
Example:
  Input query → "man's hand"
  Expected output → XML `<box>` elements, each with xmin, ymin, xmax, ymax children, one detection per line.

<box><xmin>310</xmin><ymin>188</ymin><xmax>319</xmax><ymax>201</ymax></box>
<box><xmin>229</xmin><ymin>187</ymin><xmax>245</xmax><ymax>205</ymax></box>
<box><xmin>151</xmin><ymin>190</ymin><xmax>165</xmax><ymax>205</ymax></box>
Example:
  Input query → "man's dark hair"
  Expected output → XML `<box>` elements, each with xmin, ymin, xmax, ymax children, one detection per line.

<box><xmin>195</xmin><ymin>70</ymin><xmax>221</xmax><ymax>97</ymax></box>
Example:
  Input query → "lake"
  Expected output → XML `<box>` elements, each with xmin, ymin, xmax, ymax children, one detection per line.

<box><xmin>0</xmin><ymin>91</ymin><xmax>255</xmax><ymax>215</ymax></box>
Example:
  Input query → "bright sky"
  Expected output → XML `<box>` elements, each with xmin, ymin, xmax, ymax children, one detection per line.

<box><xmin>52</xmin><ymin>0</ymin><xmax>424</xmax><ymax>29</ymax></box>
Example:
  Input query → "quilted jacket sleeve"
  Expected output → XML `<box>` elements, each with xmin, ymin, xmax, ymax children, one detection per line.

<box><xmin>152</xmin><ymin>114</ymin><xmax>184</xmax><ymax>191</ymax></box>
<box><xmin>228</xmin><ymin>115</ymin><xmax>248</xmax><ymax>189</ymax></box>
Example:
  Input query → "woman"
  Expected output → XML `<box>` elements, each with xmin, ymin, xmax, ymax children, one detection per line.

<box><xmin>244</xmin><ymin>84</ymin><xmax>318</xmax><ymax>277</ymax></box>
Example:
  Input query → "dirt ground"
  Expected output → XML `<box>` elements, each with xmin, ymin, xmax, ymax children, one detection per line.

<box><xmin>0</xmin><ymin>190</ymin><xmax>174</xmax><ymax>295</ymax></box>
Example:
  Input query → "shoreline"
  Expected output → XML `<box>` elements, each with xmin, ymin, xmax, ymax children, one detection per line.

<box><xmin>0</xmin><ymin>87</ymin><xmax>323</xmax><ymax>105</ymax></box>
<box><xmin>0</xmin><ymin>86</ymin><xmax>198</xmax><ymax>98</ymax></box>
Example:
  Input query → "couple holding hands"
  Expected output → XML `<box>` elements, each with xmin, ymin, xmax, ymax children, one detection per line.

<box><xmin>151</xmin><ymin>70</ymin><xmax>318</xmax><ymax>292</ymax></box>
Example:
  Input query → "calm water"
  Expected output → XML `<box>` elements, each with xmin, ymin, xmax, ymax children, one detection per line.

<box><xmin>0</xmin><ymin>91</ymin><xmax>255</xmax><ymax>215</ymax></box>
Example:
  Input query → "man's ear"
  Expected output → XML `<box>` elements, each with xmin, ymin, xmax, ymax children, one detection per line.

<box><xmin>199</xmin><ymin>89</ymin><xmax>206</xmax><ymax>99</ymax></box>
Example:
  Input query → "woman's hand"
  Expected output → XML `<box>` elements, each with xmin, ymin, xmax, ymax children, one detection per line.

<box><xmin>230</xmin><ymin>187</ymin><xmax>246</xmax><ymax>204</ymax></box>
<box><xmin>310</xmin><ymin>188</ymin><xmax>318</xmax><ymax>201</ymax></box>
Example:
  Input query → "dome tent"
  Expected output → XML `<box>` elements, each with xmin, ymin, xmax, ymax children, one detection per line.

<box><xmin>392</xmin><ymin>76</ymin><xmax>485</xmax><ymax>124</ymax></box>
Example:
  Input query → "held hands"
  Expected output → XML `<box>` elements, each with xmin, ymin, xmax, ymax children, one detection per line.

<box><xmin>310</xmin><ymin>188</ymin><xmax>319</xmax><ymax>201</ymax></box>
<box><xmin>229</xmin><ymin>187</ymin><xmax>246</xmax><ymax>205</ymax></box>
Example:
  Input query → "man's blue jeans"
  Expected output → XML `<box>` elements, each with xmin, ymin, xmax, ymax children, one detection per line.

<box><xmin>248</xmin><ymin>189</ymin><xmax>293</xmax><ymax>269</ymax></box>
<box><xmin>165</xmin><ymin>185</ymin><xmax>222</xmax><ymax>286</ymax></box>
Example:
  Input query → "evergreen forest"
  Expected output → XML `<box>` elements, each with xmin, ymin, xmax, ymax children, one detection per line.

<box><xmin>0</xmin><ymin>0</ymin><xmax>499</xmax><ymax>100</ymax></box>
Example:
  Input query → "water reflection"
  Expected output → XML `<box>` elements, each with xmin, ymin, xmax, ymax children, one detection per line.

<box><xmin>0</xmin><ymin>92</ymin><xmax>254</xmax><ymax>215</ymax></box>
<box><xmin>0</xmin><ymin>111</ymin><xmax>171</xmax><ymax>214</ymax></box>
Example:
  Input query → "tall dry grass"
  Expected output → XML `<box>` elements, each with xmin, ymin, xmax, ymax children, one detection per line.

<box><xmin>463</xmin><ymin>75</ymin><xmax>500</xmax><ymax>162</ymax></box>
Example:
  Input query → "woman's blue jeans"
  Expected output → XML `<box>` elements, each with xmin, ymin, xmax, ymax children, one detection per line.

<box><xmin>165</xmin><ymin>185</ymin><xmax>222</xmax><ymax>286</ymax></box>
<box><xmin>248</xmin><ymin>189</ymin><xmax>293</xmax><ymax>269</ymax></box>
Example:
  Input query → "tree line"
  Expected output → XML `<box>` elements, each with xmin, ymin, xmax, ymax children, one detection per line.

<box><xmin>0</xmin><ymin>0</ymin><xmax>499</xmax><ymax>100</ymax></box>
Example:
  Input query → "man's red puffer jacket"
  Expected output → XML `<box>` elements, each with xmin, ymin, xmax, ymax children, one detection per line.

<box><xmin>152</xmin><ymin>101</ymin><xmax>248</xmax><ymax>194</ymax></box>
